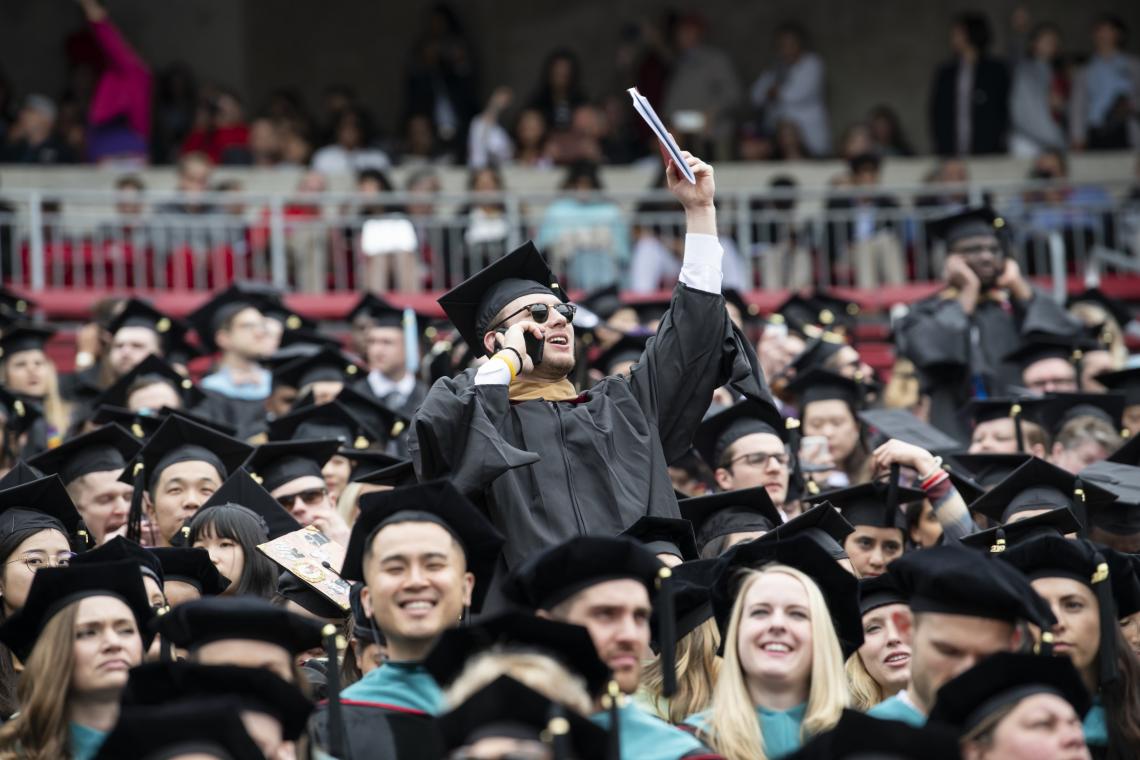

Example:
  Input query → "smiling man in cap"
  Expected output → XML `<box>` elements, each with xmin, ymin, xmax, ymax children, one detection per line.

<box><xmin>413</xmin><ymin>150</ymin><xmax>774</xmax><ymax>574</ymax></box>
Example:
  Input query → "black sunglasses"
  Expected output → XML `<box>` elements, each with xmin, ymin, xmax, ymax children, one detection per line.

<box><xmin>493</xmin><ymin>303</ymin><xmax>576</xmax><ymax>330</ymax></box>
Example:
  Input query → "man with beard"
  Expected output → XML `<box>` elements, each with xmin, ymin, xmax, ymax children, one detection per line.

<box><xmin>411</xmin><ymin>151</ymin><xmax>772</xmax><ymax>575</ymax></box>
<box><xmin>893</xmin><ymin>207</ymin><xmax>1080</xmax><ymax>442</ymax></box>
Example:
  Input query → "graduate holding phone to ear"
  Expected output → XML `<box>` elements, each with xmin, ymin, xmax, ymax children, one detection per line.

<box><xmin>413</xmin><ymin>148</ymin><xmax>777</xmax><ymax>583</ymax></box>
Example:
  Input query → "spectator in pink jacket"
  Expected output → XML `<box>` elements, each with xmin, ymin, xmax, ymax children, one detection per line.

<box><xmin>79</xmin><ymin>0</ymin><xmax>152</xmax><ymax>164</ymax></box>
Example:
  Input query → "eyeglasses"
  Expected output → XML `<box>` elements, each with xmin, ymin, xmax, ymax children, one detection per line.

<box><xmin>5</xmin><ymin>550</ymin><xmax>78</xmax><ymax>571</ymax></box>
<box><xmin>275</xmin><ymin>488</ymin><xmax>328</xmax><ymax>510</ymax></box>
<box><xmin>950</xmin><ymin>243</ymin><xmax>1003</xmax><ymax>257</ymax></box>
<box><xmin>727</xmin><ymin>451</ymin><xmax>791</xmax><ymax>469</ymax></box>
<box><xmin>493</xmin><ymin>303</ymin><xmax>577</xmax><ymax>330</ymax></box>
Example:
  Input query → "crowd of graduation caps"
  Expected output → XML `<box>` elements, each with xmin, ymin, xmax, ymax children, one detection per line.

<box><xmin>0</xmin><ymin>205</ymin><xmax>1140</xmax><ymax>760</ymax></box>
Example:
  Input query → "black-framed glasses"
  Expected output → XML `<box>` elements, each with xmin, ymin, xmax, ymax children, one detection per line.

<box><xmin>728</xmin><ymin>451</ymin><xmax>791</xmax><ymax>469</ymax></box>
<box><xmin>5</xmin><ymin>550</ymin><xmax>78</xmax><ymax>571</ymax></box>
<box><xmin>493</xmin><ymin>303</ymin><xmax>576</xmax><ymax>330</ymax></box>
<box><xmin>275</xmin><ymin>488</ymin><xmax>328</xmax><ymax>510</ymax></box>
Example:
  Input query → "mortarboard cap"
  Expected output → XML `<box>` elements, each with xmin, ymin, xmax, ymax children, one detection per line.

<box><xmin>1027</xmin><ymin>392</ymin><xmax>1125</xmax><ymax>437</ymax></box>
<box><xmin>351</xmin><ymin>459</ymin><xmax>417</xmax><ymax>488</ymax></box>
<box><xmin>787</xmin><ymin>331</ymin><xmax>847</xmax><ymax>377</ymax></box>
<box><xmin>94</xmin><ymin>700</ymin><xmax>265</xmax><ymax>760</ymax></box>
<box><xmin>592</xmin><ymin>332</ymin><xmax>650</xmax><ymax>375</ymax></box>
<box><xmin>886</xmin><ymin>542</ymin><xmax>1055</xmax><ymax>627</ymax></box>
<box><xmin>1108</xmin><ymin>432</ymin><xmax>1140</xmax><ymax>466</ymax></box>
<box><xmin>969</xmin><ymin>457</ymin><xmax>1115</xmax><ymax>526</ymax></box>
<box><xmin>186</xmin><ymin>285</ymin><xmax>269</xmax><ymax>354</ymax></box>
<box><xmin>153</xmin><ymin>595</ymin><xmax>325</xmax><ymax>654</ymax></box>
<box><xmin>276</xmin><ymin>569</ymin><xmax>347</xmax><ymax>619</ymax></box>
<box><xmin>72</xmin><ymin>536</ymin><xmax>164</xmax><ymax>586</ymax></box>
<box><xmin>928</xmin><ymin>205</ymin><xmax>1004</xmax><ymax>247</ymax></box>
<box><xmin>619</xmin><ymin>516</ymin><xmax>699</xmax><ymax>562</ymax></box>
<box><xmin>27</xmin><ymin>423</ymin><xmax>140</xmax><ymax>485</ymax></box>
<box><xmin>106</xmin><ymin>299</ymin><xmax>199</xmax><ymax>362</ymax></box>
<box><xmin>334</xmin><ymin>385</ymin><xmax>410</xmax><ymax>442</ymax></box>
<box><xmin>943</xmin><ymin>452</ymin><xmax>1031</xmax><ymax>488</ymax></box>
<box><xmin>0</xmin><ymin>473</ymin><xmax>86</xmax><ymax>549</ymax></box>
<box><xmin>243</xmin><ymin>438</ymin><xmax>341</xmax><ymax>494</ymax></box>
<box><xmin>677</xmin><ymin>487</ymin><xmax>782</xmax><ymax>555</ymax></box>
<box><xmin>197</xmin><ymin>468</ymin><xmax>302</xmax><ymax>541</ymax></box>
<box><xmin>94</xmin><ymin>354</ymin><xmax>204</xmax><ymax>412</ymax></box>
<box><xmin>656</xmin><ymin>558</ymin><xmax>719</xmax><ymax>645</ymax></box>
<box><xmin>341</xmin><ymin>480</ymin><xmax>505</xmax><ymax>610</ymax></box>
<box><xmin>347</xmin><ymin>292</ymin><xmax>404</xmax><ymax>328</ymax></box>
<box><xmin>858</xmin><ymin>573</ymin><xmax>908</xmax><ymax>616</ymax></box>
<box><xmin>0</xmin><ymin>559</ymin><xmax>155</xmax><ymax>660</ymax></box>
<box><xmin>965</xmin><ymin>396</ymin><xmax>1041</xmax><ymax>427</ymax></box>
<box><xmin>272</xmin><ymin>347</ymin><xmax>365</xmax><ymax>391</ymax></box>
<box><xmin>0</xmin><ymin>324</ymin><xmax>54</xmax><ymax>359</ymax></box>
<box><xmin>784</xmin><ymin>368</ymin><xmax>865</xmax><ymax>410</ymax></box>
<box><xmin>0</xmin><ymin>286</ymin><xmax>33</xmax><ymax>316</ymax></box>
<box><xmin>122</xmin><ymin>414</ymin><xmax>252</xmax><ymax>490</ymax></box>
<box><xmin>1003</xmin><ymin>331</ymin><xmax>1093</xmax><ymax>370</ymax></box>
<box><xmin>758</xmin><ymin>502</ymin><xmax>854</xmax><ymax>560</ymax></box>
<box><xmin>723</xmin><ymin>288</ymin><xmax>762</xmax><ymax>323</ymax></box>
<box><xmin>1067</xmin><ymin>287</ymin><xmax>1133</xmax><ymax>330</ymax></box>
<box><xmin>806</xmin><ymin>290</ymin><xmax>861</xmax><ymax>333</ymax></box>
<box><xmin>858</xmin><ymin>408</ymin><xmax>961</xmax><ymax>453</ymax></box>
<box><xmin>268</xmin><ymin>399</ymin><xmax>378</xmax><ymax>450</ymax></box>
<box><xmin>807</xmin><ymin>480</ymin><xmax>924</xmax><ymax>530</ymax></box>
<box><xmin>693</xmin><ymin>399</ymin><xmax>788</xmax><ymax>469</ymax></box>
<box><xmin>0</xmin><ymin>388</ymin><xmax>41</xmax><ymax>437</ymax></box>
<box><xmin>0</xmin><ymin>460</ymin><xmax>43</xmax><ymax>490</ymax></box>
<box><xmin>1095</xmin><ymin>367</ymin><xmax>1140</xmax><ymax>407</ymax></box>
<box><xmin>959</xmin><ymin>506</ymin><xmax>1082</xmax><ymax>553</ymax></box>
<box><xmin>1076</xmin><ymin>459</ymin><xmax>1140</xmax><ymax>536</ymax></box>
<box><xmin>437</xmin><ymin>240</ymin><xmax>566</xmax><ymax>356</ymax></box>
<box><xmin>928</xmin><ymin>652</ymin><xmax>1090</xmax><ymax>736</ymax></box>
<box><xmin>784</xmin><ymin>708</ymin><xmax>961</xmax><ymax>760</ymax></box>
<box><xmin>149</xmin><ymin>547</ymin><xmax>230</xmax><ymax>596</ymax></box>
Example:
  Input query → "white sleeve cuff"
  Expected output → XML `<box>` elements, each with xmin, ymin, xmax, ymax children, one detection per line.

<box><xmin>474</xmin><ymin>357</ymin><xmax>512</xmax><ymax>386</ymax></box>
<box><xmin>678</xmin><ymin>233</ymin><xmax>724</xmax><ymax>294</ymax></box>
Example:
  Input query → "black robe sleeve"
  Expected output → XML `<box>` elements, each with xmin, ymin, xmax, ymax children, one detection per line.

<box><xmin>895</xmin><ymin>293</ymin><xmax>972</xmax><ymax>371</ymax></box>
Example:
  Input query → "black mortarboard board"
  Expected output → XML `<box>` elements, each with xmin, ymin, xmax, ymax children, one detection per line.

<box><xmin>784</xmin><ymin>368</ymin><xmax>865</xmax><ymax>410</ymax></box>
<box><xmin>346</xmin><ymin>292</ymin><xmax>404</xmax><ymax>328</ymax></box>
<box><xmin>1108</xmin><ymin>432</ymin><xmax>1140</xmax><ymax>466</ymax></box>
<box><xmin>592</xmin><ymin>332</ymin><xmax>650</xmax><ymax>375</ymax></box>
<box><xmin>807</xmin><ymin>480</ymin><xmax>925</xmax><ymax>530</ymax></box>
<box><xmin>619</xmin><ymin>516</ymin><xmax>699</xmax><ymax>562</ymax></box>
<box><xmin>243</xmin><ymin>438</ymin><xmax>341</xmax><ymax>494</ymax></box>
<box><xmin>758</xmin><ymin>502</ymin><xmax>855</xmax><ymax>560</ymax></box>
<box><xmin>787</xmin><ymin>331</ymin><xmax>847</xmax><ymax>377</ymax></box>
<box><xmin>0</xmin><ymin>387</ymin><xmax>41</xmax><ymax>437</ymax></box>
<box><xmin>106</xmin><ymin>299</ymin><xmax>199</xmax><ymax>362</ymax></box>
<box><xmin>122</xmin><ymin>414</ymin><xmax>253</xmax><ymax>490</ymax></box>
<box><xmin>0</xmin><ymin>324</ymin><xmax>55</xmax><ymax>358</ymax></box>
<box><xmin>424</xmin><ymin>612</ymin><xmax>612</xmax><ymax>697</ymax></box>
<box><xmin>149</xmin><ymin>547</ymin><xmax>230</xmax><ymax>596</ymax></box>
<box><xmin>806</xmin><ymin>290</ymin><xmax>861</xmax><ymax>333</ymax></box>
<box><xmin>0</xmin><ymin>559</ymin><xmax>155</xmax><ymax>660</ymax></box>
<box><xmin>943</xmin><ymin>453</ymin><xmax>1031</xmax><ymax>488</ymax></box>
<box><xmin>1028</xmin><ymin>392</ymin><xmax>1125</xmax><ymax>437</ymax></box>
<box><xmin>198</xmin><ymin>468</ymin><xmax>302</xmax><ymax>541</ymax></box>
<box><xmin>334</xmin><ymin>385</ymin><xmax>411</xmax><ymax>442</ymax></box>
<box><xmin>1096</xmin><ymin>367</ymin><xmax>1140</xmax><ymax>407</ymax></box>
<box><xmin>678</xmin><ymin>487</ymin><xmax>782</xmax><ymax>553</ymax></box>
<box><xmin>27</xmin><ymin>423</ymin><xmax>140</xmax><ymax>485</ymax></box>
<box><xmin>711</xmin><ymin>533</ymin><xmax>863</xmax><ymax>656</ymax></box>
<box><xmin>928</xmin><ymin>652</ymin><xmax>1090</xmax><ymax>736</ymax></box>
<box><xmin>341</xmin><ymin>480</ymin><xmax>505</xmax><ymax>611</ymax></box>
<box><xmin>1076</xmin><ymin>459</ymin><xmax>1140</xmax><ymax>536</ymax></box>
<box><xmin>928</xmin><ymin>205</ymin><xmax>1005</xmax><ymax>247</ymax></box>
<box><xmin>153</xmin><ymin>595</ymin><xmax>325</xmax><ymax>654</ymax></box>
<box><xmin>694</xmin><ymin>400</ymin><xmax>788</xmax><ymax>469</ymax></box>
<box><xmin>959</xmin><ymin>506</ymin><xmax>1083</xmax><ymax>552</ymax></box>
<box><xmin>438</xmin><ymin>240</ymin><xmax>566</xmax><ymax>356</ymax></box>
<box><xmin>656</xmin><ymin>558</ymin><xmax>720</xmax><ymax>645</ymax></box>
<box><xmin>886</xmin><ymin>542</ymin><xmax>1055</xmax><ymax>628</ymax></box>
<box><xmin>268</xmin><ymin>400</ymin><xmax>379</xmax><ymax>450</ymax></box>
<box><xmin>858</xmin><ymin>573</ymin><xmax>908</xmax><ymax>616</ymax></box>
<box><xmin>0</xmin><ymin>473</ymin><xmax>86</xmax><ymax>546</ymax></box>
<box><xmin>1003</xmin><ymin>331</ymin><xmax>1092</xmax><ymax>370</ymax></box>
<box><xmin>1067</xmin><ymin>287</ymin><xmax>1134</xmax><ymax>329</ymax></box>
<box><xmin>122</xmin><ymin>661</ymin><xmax>314</xmax><ymax>741</ymax></box>
<box><xmin>272</xmin><ymin>347</ymin><xmax>366</xmax><ymax>391</ymax></box>
<box><xmin>94</xmin><ymin>354</ymin><xmax>205</xmax><ymax>411</ymax></box>
<box><xmin>785</xmin><ymin>708</ymin><xmax>962</xmax><ymax>760</ymax></box>
<box><xmin>969</xmin><ymin>457</ymin><xmax>1115</xmax><ymax>526</ymax></box>
<box><xmin>857</xmin><ymin>408</ymin><xmax>961</xmax><ymax>453</ymax></box>
<box><xmin>501</xmin><ymin>536</ymin><xmax>664</xmax><ymax>611</ymax></box>
<box><xmin>94</xmin><ymin>700</ymin><xmax>265</xmax><ymax>760</ymax></box>
<box><xmin>88</xmin><ymin>406</ymin><xmax>163</xmax><ymax>441</ymax></box>
<box><xmin>186</xmin><ymin>285</ymin><xmax>268</xmax><ymax>353</ymax></box>
<box><xmin>437</xmin><ymin>675</ymin><xmax>609</xmax><ymax>759</ymax></box>
<box><xmin>72</xmin><ymin>536</ymin><xmax>164</xmax><ymax>586</ymax></box>
<box><xmin>277</xmin><ymin>569</ymin><xmax>348</xmax><ymax>619</ymax></box>
<box><xmin>0</xmin><ymin>460</ymin><xmax>43</xmax><ymax>490</ymax></box>
<box><xmin>351</xmin><ymin>459</ymin><xmax>418</xmax><ymax>488</ymax></box>
<box><xmin>0</xmin><ymin>287</ymin><xmax>33</xmax><ymax>316</ymax></box>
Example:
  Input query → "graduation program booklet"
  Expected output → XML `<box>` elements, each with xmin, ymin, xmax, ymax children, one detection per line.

<box><xmin>259</xmin><ymin>525</ymin><xmax>351</xmax><ymax>611</ymax></box>
<box><xmin>627</xmin><ymin>87</ymin><xmax>696</xmax><ymax>184</ymax></box>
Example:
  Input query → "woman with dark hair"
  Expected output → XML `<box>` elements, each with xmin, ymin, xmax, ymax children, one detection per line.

<box><xmin>528</xmin><ymin>49</ymin><xmax>586</xmax><ymax>132</ymax></box>
<box><xmin>868</xmin><ymin>105</ymin><xmax>914</xmax><ymax>156</ymax></box>
<box><xmin>187</xmin><ymin>503</ymin><xmax>278</xmax><ymax>600</ymax></box>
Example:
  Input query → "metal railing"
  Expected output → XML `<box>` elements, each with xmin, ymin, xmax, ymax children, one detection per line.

<box><xmin>0</xmin><ymin>179</ymin><xmax>1137</xmax><ymax>295</ymax></box>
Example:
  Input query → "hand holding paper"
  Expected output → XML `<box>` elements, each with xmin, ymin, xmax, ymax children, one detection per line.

<box><xmin>628</xmin><ymin>87</ymin><xmax>696</xmax><ymax>184</ymax></box>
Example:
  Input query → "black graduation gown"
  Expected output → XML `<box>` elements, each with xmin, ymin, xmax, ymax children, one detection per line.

<box><xmin>894</xmin><ymin>288</ymin><xmax>1075</xmax><ymax>443</ymax></box>
<box><xmin>409</xmin><ymin>283</ymin><xmax>770</xmax><ymax>569</ymax></box>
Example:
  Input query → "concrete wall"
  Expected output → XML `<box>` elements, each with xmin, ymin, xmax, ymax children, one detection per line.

<box><xmin>2</xmin><ymin>0</ymin><xmax>1138</xmax><ymax>155</ymax></box>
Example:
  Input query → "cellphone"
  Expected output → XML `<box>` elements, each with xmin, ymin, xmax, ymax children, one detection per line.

<box><xmin>495</xmin><ymin>328</ymin><xmax>544</xmax><ymax>366</ymax></box>
<box><xmin>799</xmin><ymin>436</ymin><xmax>831</xmax><ymax>473</ymax></box>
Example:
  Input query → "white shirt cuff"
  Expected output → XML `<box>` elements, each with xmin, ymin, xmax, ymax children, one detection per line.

<box><xmin>678</xmin><ymin>233</ymin><xmax>723</xmax><ymax>294</ymax></box>
<box><xmin>474</xmin><ymin>357</ymin><xmax>512</xmax><ymax>386</ymax></box>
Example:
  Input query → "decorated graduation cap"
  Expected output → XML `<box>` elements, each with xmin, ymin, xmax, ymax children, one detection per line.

<box><xmin>619</xmin><ymin>516</ymin><xmax>698</xmax><ymax>562</ymax></box>
<box><xmin>196</xmin><ymin>468</ymin><xmax>302</xmax><ymax>541</ymax></box>
<box><xmin>94</xmin><ymin>700</ymin><xmax>266</xmax><ymax>760</ymax></box>
<box><xmin>677</xmin><ymin>487</ymin><xmax>782</xmax><ymax>557</ymax></box>
<box><xmin>72</xmin><ymin>536</ymin><xmax>164</xmax><ymax>587</ymax></box>
<box><xmin>0</xmin><ymin>473</ymin><xmax>88</xmax><ymax>553</ymax></box>
<box><xmin>27</xmin><ymin>423</ymin><xmax>140</xmax><ymax>486</ymax></box>
<box><xmin>0</xmin><ymin>323</ymin><xmax>55</xmax><ymax>359</ymax></box>
<box><xmin>1096</xmin><ymin>367</ymin><xmax>1140</xmax><ymax>407</ymax></box>
<box><xmin>438</xmin><ymin>675</ymin><xmax>609</xmax><ymax>760</ymax></box>
<box><xmin>276</xmin><ymin>569</ymin><xmax>347</xmax><ymax>619</ymax></box>
<box><xmin>153</xmin><ymin>595</ymin><xmax>326</xmax><ymax>654</ymax></box>
<box><xmin>1028</xmin><ymin>391</ymin><xmax>1126</xmax><ymax>438</ymax></box>
<box><xmin>121</xmin><ymin>661</ymin><xmax>314</xmax><ymax>741</ymax></box>
<box><xmin>711</xmin><ymin>533</ymin><xmax>863</xmax><ymax>656</ymax></box>
<box><xmin>1077</xmin><ymin>459</ymin><xmax>1140</xmax><ymax>537</ymax></box>
<box><xmin>438</xmin><ymin>240</ymin><xmax>567</xmax><ymax>356</ymax></box>
<box><xmin>243</xmin><ymin>438</ymin><xmax>341</xmax><ymax>494</ymax></box>
<box><xmin>758</xmin><ymin>502</ymin><xmax>854</xmax><ymax>561</ymax></box>
<box><xmin>341</xmin><ymin>480</ymin><xmax>505</xmax><ymax>610</ymax></box>
<box><xmin>272</xmin><ymin>347</ymin><xmax>366</xmax><ymax>391</ymax></box>
<box><xmin>694</xmin><ymin>399</ymin><xmax>789</xmax><ymax>469</ymax></box>
<box><xmin>592</xmin><ymin>332</ymin><xmax>650</xmax><ymax>375</ymax></box>
<box><xmin>886</xmin><ymin>542</ymin><xmax>1055</xmax><ymax>630</ymax></box>
<box><xmin>928</xmin><ymin>652</ymin><xmax>1090</xmax><ymax>737</ymax></box>
<box><xmin>785</xmin><ymin>708</ymin><xmax>961</xmax><ymax>760</ymax></box>
<box><xmin>857</xmin><ymin>408</ymin><xmax>961</xmax><ymax>453</ymax></box>
<box><xmin>0</xmin><ymin>559</ymin><xmax>155</xmax><ymax>660</ymax></box>
<box><xmin>186</xmin><ymin>285</ymin><xmax>269</xmax><ymax>354</ymax></box>
<box><xmin>424</xmin><ymin>612</ymin><xmax>612</xmax><ymax>697</ymax></box>
<box><xmin>928</xmin><ymin>205</ymin><xmax>1005</xmax><ymax>247</ymax></box>
<box><xmin>969</xmin><ymin>456</ymin><xmax>1115</xmax><ymax>528</ymax></box>
<box><xmin>1001</xmin><ymin>536</ymin><xmax>1124</xmax><ymax>686</ymax></box>
<box><xmin>858</xmin><ymin>573</ymin><xmax>908</xmax><ymax>616</ymax></box>
<box><xmin>808</xmin><ymin>476</ymin><xmax>925</xmax><ymax>532</ymax></box>
<box><xmin>95</xmin><ymin>354</ymin><xmax>205</xmax><ymax>412</ymax></box>
<box><xmin>784</xmin><ymin>368</ymin><xmax>866</xmax><ymax>411</ymax></box>
<box><xmin>149</xmin><ymin>547</ymin><xmax>230</xmax><ymax>596</ymax></box>
<box><xmin>960</xmin><ymin>506</ymin><xmax>1082</xmax><ymax>553</ymax></box>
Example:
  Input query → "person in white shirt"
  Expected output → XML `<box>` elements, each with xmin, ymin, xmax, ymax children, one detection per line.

<box><xmin>751</xmin><ymin>24</ymin><xmax>831</xmax><ymax>157</ymax></box>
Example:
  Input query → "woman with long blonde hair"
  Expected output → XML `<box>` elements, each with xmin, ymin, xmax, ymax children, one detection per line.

<box><xmin>685</xmin><ymin>537</ymin><xmax>857</xmax><ymax>760</ymax></box>
<box><xmin>846</xmin><ymin>575</ymin><xmax>911</xmax><ymax>711</ymax></box>
<box><xmin>0</xmin><ymin>560</ymin><xmax>154</xmax><ymax>760</ymax></box>
<box><xmin>0</xmin><ymin>326</ymin><xmax>72</xmax><ymax>451</ymax></box>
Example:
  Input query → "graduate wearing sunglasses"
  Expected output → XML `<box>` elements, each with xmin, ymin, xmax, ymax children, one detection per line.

<box><xmin>416</xmin><ymin>150</ymin><xmax>775</xmax><ymax>578</ymax></box>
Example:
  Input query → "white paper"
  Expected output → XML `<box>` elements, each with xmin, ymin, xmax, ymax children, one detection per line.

<box><xmin>627</xmin><ymin>87</ymin><xmax>696</xmax><ymax>184</ymax></box>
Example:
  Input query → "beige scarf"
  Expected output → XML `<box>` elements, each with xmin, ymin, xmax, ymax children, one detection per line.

<box><xmin>509</xmin><ymin>377</ymin><xmax>581</xmax><ymax>402</ymax></box>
